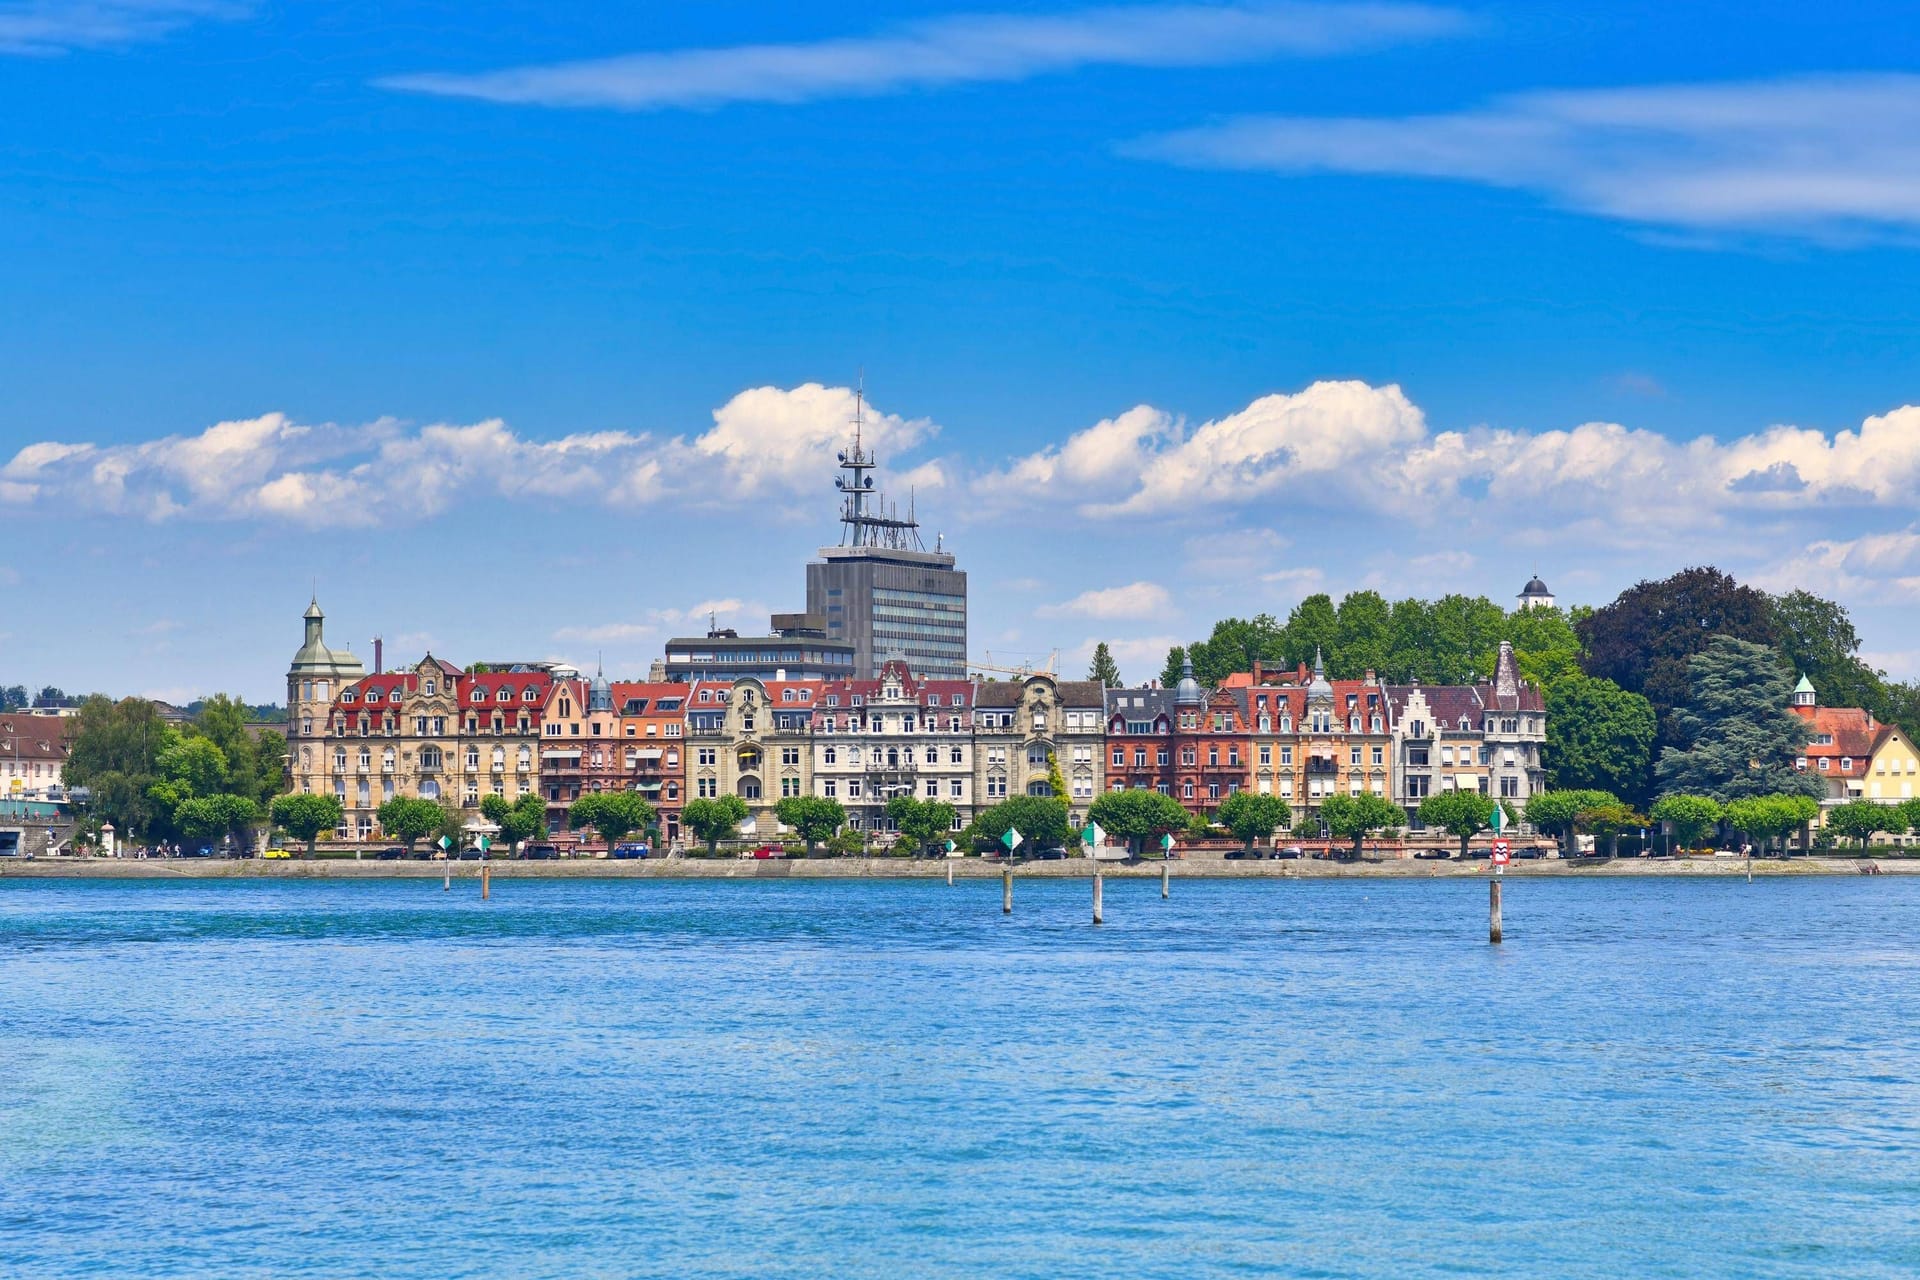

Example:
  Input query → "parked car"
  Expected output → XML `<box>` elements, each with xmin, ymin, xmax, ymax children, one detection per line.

<box><xmin>750</xmin><ymin>844</ymin><xmax>784</xmax><ymax>859</ymax></box>
<box><xmin>522</xmin><ymin>843</ymin><xmax>560</xmax><ymax>860</ymax></box>
<box><xmin>611</xmin><ymin>842</ymin><xmax>651</xmax><ymax>860</ymax></box>
<box><xmin>1412</xmin><ymin>847</ymin><xmax>1450</xmax><ymax>860</ymax></box>
<box><xmin>1030</xmin><ymin>845</ymin><xmax>1069</xmax><ymax>861</ymax></box>
<box><xmin>374</xmin><ymin>845</ymin><xmax>408</xmax><ymax>861</ymax></box>
<box><xmin>262</xmin><ymin>847</ymin><xmax>291</xmax><ymax>859</ymax></box>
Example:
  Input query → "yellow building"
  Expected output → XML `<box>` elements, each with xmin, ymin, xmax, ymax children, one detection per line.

<box><xmin>1866</xmin><ymin>724</ymin><xmax>1920</xmax><ymax>804</ymax></box>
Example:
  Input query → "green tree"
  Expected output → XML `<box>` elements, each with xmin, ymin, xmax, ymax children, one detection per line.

<box><xmin>1656</xmin><ymin>636</ymin><xmax>1821</xmax><ymax>802</ymax></box>
<box><xmin>681</xmin><ymin>794</ymin><xmax>749</xmax><ymax>857</ymax></box>
<box><xmin>1545</xmin><ymin>674</ymin><xmax>1657</xmax><ymax>805</ymax></box>
<box><xmin>1768</xmin><ymin>589</ymin><xmax>1889</xmax><ymax>719</ymax></box>
<box><xmin>882</xmin><ymin>794</ymin><xmax>952</xmax><ymax>855</ymax></box>
<box><xmin>1331</xmin><ymin>591</ymin><xmax>1392</xmax><ymax>679</ymax></box>
<box><xmin>253</xmin><ymin>729</ymin><xmax>290</xmax><ymax>805</ymax></box>
<box><xmin>1427</xmin><ymin>594</ymin><xmax>1510</xmax><ymax>684</ymax></box>
<box><xmin>1385</xmin><ymin>598</ymin><xmax>1437</xmax><ymax>683</ymax></box>
<box><xmin>1525</xmin><ymin>789</ymin><xmax>1616</xmax><ymax>857</ymax></box>
<box><xmin>1160</xmin><ymin>646</ymin><xmax>1187</xmax><ymax>688</ymax></box>
<box><xmin>480</xmin><ymin>791</ymin><xmax>547</xmax><ymax>852</ymax></box>
<box><xmin>1723</xmin><ymin>794</ymin><xmax>1818</xmax><ymax>856</ymax></box>
<box><xmin>174</xmin><ymin>793</ymin><xmax>260</xmax><ymax>854</ymax></box>
<box><xmin>1417</xmin><ymin>790</ymin><xmax>1511</xmax><ymax>861</ymax></box>
<box><xmin>1215</xmin><ymin>791</ymin><xmax>1290</xmax><ymax>854</ymax></box>
<box><xmin>1088</xmin><ymin>643</ymin><xmax>1122</xmax><ymax>688</ymax></box>
<box><xmin>270</xmin><ymin>792</ymin><xmax>343</xmax><ymax>857</ymax></box>
<box><xmin>1182</xmin><ymin>615</ymin><xmax>1286</xmax><ymax>685</ymax></box>
<box><xmin>779</xmin><ymin>794</ymin><xmax>848</xmax><ymax>855</ymax></box>
<box><xmin>188</xmin><ymin>694</ymin><xmax>275</xmax><ymax>806</ymax></box>
<box><xmin>1281</xmin><ymin>596</ymin><xmax>1338</xmax><ymax>676</ymax></box>
<box><xmin>970</xmin><ymin>794</ymin><xmax>1072</xmax><ymax>851</ymax></box>
<box><xmin>378</xmin><ymin>795</ymin><xmax>447</xmax><ymax>852</ymax></box>
<box><xmin>1087</xmin><ymin>789</ymin><xmax>1189</xmax><ymax>856</ymax></box>
<box><xmin>1650</xmin><ymin>794</ymin><xmax>1723</xmax><ymax>852</ymax></box>
<box><xmin>1576</xmin><ymin>800</ymin><xmax>1648</xmax><ymax>858</ymax></box>
<box><xmin>64</xmin><ymin>695</ymin><xmax>173</xmax><ymax>839</ymax></box>
<box><xmin>1824</xmin><ymin>800</ymin><xmax>1894</xmax><ymax>852</ymax></box>
<box><xmin>1319</xmin><ymin>792</ymin><xmax>1403</xmax><ymax>859</ymax></box>
<box><xmin>570</xmin><ymin>790</ymin><xmax>657</xmax><ymax>848</ymax></box>
<box><xmin>1579</xmin><ymin>566</ymin><xmax>1777</xmax><ymax>753</ymax></box>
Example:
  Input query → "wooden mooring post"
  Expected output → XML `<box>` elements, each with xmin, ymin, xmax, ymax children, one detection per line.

<box><xmin>443</xmin><ymin>862</ymin><xmax>451</xmax><ymax>892</ymax></box>
<box><xmin>947</xmin><ymin>860</ymin><xmax>954</xmax><ymax>887</ymax></box>
<box><xmin>1003</xmin><ymin>868</ymin><xmax>1012</xmax><ymax>914</ymax></box>
<box><xmin>1489</xmin><ymin>879</ymin><xmax>1502</xmax><ymax>944</ymax></box>
<box><xmin>481</xmin><ymin>864</ymin><xmax>491</xmax><ymax>901</ymax></box>
<box><xmin>1161</xmin><ymin>862</ymin><xmax>1170</xmax><ymax>899</ymax></box>
<box><xmin>1093</xmin><ymin>871</ymin><xmax>1104</xmax><ymax>925</ymax></box>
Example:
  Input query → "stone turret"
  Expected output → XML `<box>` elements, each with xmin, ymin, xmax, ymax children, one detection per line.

<box><xmin>286</xmin><ymin>597</ymin><xmax>365</xmax><ymax>792</ymax></box>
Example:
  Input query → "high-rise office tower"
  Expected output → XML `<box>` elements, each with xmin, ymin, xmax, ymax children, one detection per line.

<box><xmin>804</xmin><ymin>391</ymin><xmax>967</xmax><ymax>680</ymax></box>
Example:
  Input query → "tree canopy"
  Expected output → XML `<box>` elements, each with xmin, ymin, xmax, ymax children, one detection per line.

<box><xmin>270</xmin><ymin>792</ymin><xmax>342</xmax><ymax>856</ymax></box>
<box><xmin>1823</xmin><ymin>800</ymin><xmax>1896</xmax><ymax>851</ymax></box>
<box><xmin>377</xmin><ymin>795</ymin><xmax>445</xmax><ymax>850</ymax></box>
<box><xmin>781</xmin><ymin>794</ymin><xmax>849</xmax><ymax>854</ymax></box>
<box><xmin>681</xmin><ymin>795</ymin><xmax>749</xmax><ymax>855</ymax></box>
<box><xmin>970</xmin><ymin>794</ymin><xmax>1072</xmax><ymax>851</ymax></box>
<box><xmin>1579</xmin><ymin>567</ymin><xmax>1777</xmax><ymax>751</ymax></box>
<box><xmin>1649</xmin><ymin>794</ymin><xmax>1722</xmax><ymax>850</ymax></box>
<box><xmin>1655</xmin><ymin>636</ymin><xmax>1820</xmax><ymax>803</ymax></box>
<box><xmin>1545</xmin><ymin>674</ymin><xmax>1657</xmax><ymax>806</ymax></box>
<box><xmin>1319</xmin><ymin>793</ymin><xmax>1402</xmax><ymax>858</ymax></box>
<box><xmin>1215</xmin><ymin>791</ymin><xmax>1290</xmax><ymax>852</ymax></box>
<box><xmin>1085</xmin><ymin>789</ymin><xmax>1188</xmax><ymax>855</ymax></box>
<box><xmin>1416</xmin><ymin>790</ymin><xmax>1511</xmax><ymax>860</ymax></box>
<box><xmin>569</xmin><ymin>790</ymin><xmax>657</xmax><ymax>847</ymax></box>
<box><xmin>1722</xmin><ymin>794</ymin><xmax>1819</xmax><ymax>854</ymax></box>
<box><xmin>480</xmin><ymin>791</ymin><xmax>547</xmax><ymax>850</ymax></box>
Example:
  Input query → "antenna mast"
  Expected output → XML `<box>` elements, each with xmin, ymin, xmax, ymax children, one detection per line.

<box><xmin>832</xmin><ymin>376</ymin><xmax>924</xmax><ymax>552</ymax></box>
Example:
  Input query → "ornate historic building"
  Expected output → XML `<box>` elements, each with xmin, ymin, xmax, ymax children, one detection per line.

<box><xmin>811</xmin><ymin>658</ymin><xmax>974</xmax><ymax>834</ymax></box>
<box><xmin>286</xmin><ymin>598</ymin><xmax>364</xmax><ymax>797</ymax></box>
<box><xmin>614</xmin><ymin>681</ymin><xmax>688</xmax><ymax>844</ymax></box>
<box><xmin>971</xmin><ymin>674</ymin><xmax>1105</xmax><ymax>823</ymax></box>
<box><xmin>1386</xmin><ymin>642</ymin><xmax>1546</xmax><ymax>829</ymax></box>
<box><xmin>687</xmin><ymin>676</ymin><xmax>823</xmax><ymax>837</ymax></box>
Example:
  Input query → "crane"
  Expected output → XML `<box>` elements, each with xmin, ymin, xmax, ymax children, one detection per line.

<box><xmin>968</xmin><ymin>649</ymin><xmax>1061</xmax><ymax>680</ymax></box>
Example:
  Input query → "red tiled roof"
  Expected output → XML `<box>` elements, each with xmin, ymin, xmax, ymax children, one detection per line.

<box><xmin>1793</xmin><ymin>705</ymin><xmax>1876</xmax><ymax>759</ymax></box>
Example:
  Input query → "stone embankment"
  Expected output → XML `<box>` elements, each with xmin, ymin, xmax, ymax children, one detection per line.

<box><xmin>3</xmin><ymin>854</ymin><xmax>1913</xmax><ymax>879</ymax></box>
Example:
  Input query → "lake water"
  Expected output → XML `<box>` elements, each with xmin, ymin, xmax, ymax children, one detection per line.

<box><xmin>3</xmin><ymin>876</ymin><xmax>1918</xmax><ymax>1278</ymax></box>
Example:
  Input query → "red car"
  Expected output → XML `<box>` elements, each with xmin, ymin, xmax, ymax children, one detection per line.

<box><xmin>751</xmin><ymin>844</ymin><xmax>784</xmax><ymax>859</ymax></box>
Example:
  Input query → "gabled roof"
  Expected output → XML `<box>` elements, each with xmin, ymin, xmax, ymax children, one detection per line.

<box><xmin>1795</xmin><ymin>705</ymin><xmax>1876</xmax><ymax>759</ymax></box>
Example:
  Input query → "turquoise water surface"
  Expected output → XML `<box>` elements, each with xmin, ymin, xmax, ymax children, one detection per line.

<box><xmin>3</xmin><ymin>876</ymin><xmax>1918</xmax><ymax>1278</ymax></box>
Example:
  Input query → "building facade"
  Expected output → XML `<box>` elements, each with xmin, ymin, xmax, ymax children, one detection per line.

<box><xmin>1387</xmin><ymin>642</ymin><xmax>1547</xmax><ymax>829</ymax></box>
<box><xmin>811</xmin><ymin>658</ymin><xmax>974</xmax><ymax>833</ymax></box>
<box><xmin>972</xmin><ymin>674</ymin><xmax>1105</xmax><ymax>823</ymax></box>
<box><xmin>662</xmin><ymin>614</ymin><xmax>856</xmax><ymax>684</ymax></box>
<box><xmin>687</xmin><ymin>677</ymin><xmax>823</xmax><ymax>837</ymax></box>
<box><xmin>614</xmin><ymin>681</ymin><xmax>688</xmax><ymax>844</ymax></box>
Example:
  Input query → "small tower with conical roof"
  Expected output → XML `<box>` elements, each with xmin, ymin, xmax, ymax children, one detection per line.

<box><xmin>1518</xmin><ymin>574</ymin><xmax>1555</xmax><ymax>611</ymax></box>
<box><xmin>1792</xmin><ymin>673</ymin><xmax>1817</xmax><ymax>709</ymax></box>
<box><xmin>286</xmin><ymin>596</ymin><xmax>365</xmax><ymax>792</ymax></box>
<box><xmin>587</xmin><ymin>657</ymin><xmax>613</xmax><ymax>715</ymax></box>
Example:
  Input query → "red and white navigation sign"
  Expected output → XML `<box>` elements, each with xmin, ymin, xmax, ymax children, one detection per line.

<box><xmin>1490</xmin><ymin>838</ymin><xmax>1511</xmax><ymax>866</ymax></box>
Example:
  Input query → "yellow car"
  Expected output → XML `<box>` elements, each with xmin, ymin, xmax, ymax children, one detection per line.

<box><xmin>263</xmin><ymin>848</ymin><xmax>292</xmax><ymax>859</ymax></box>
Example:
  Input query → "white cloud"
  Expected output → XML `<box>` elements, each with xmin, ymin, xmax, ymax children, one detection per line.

<box><xmin>985</xmin><ymin>380</ymin><xmax>1427</xmax><ymax>515</ymax></box>
<box><xmin>551</xmin><ymin>622</ymin><xmax>658</xmax><ymax>644</ymax></box>
<box><xmin>0</xmin><ymin>385</ymin><xmax>924</xmax><ymax>528</ymax></box>
<box><xmin>0</xmin><ymin>1</ymin><xmax>246</xmax><ymax>56</ymax></box>
<box><xmin>1039</xmin><ymin>580</ymin><xmax>1172</xmax><ymax>619</ymax></box>
<box><xmin>380</xmin><ymin>2</ymin><xmax>1462</xmax><ymax>111</ymax></box>
<box><xmin>990</xmin><ymin>385</ymin><xmax>1920</xmax><ymax>531</ymax></box>
<box><xmin>1258</xmin><ymin>566</ymin><xmax>1326</xmax><ymax>596</ymax></box>
<box><xmin>1755</xmin><ymin>530</ymin><xmax>1920</xmax><ymax>604</ymax></box>
<box><xmin>695</xmin><ymin>383</ymin><xmax>932</xmax><ymax>497</ymax></box>
<box><xmin>1130</xmin><ymin>72</ymin><xmax>1920</xmax><ymax>240</ymax></box>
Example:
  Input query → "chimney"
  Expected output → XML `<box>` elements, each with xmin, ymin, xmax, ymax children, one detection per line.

<box><xmin>775</xmin><ymin>668</ymin><xmax>787</xmax><ymax>682</ymax></box>
<box><xmin>373</xmin><ymin>636</ymin><xmax>383</xmax><ymax>675</ymax></box>
<box><xmin>1364</xmin><ymin>668</ymin><xmax>1377</xmax><ymax>686</ymax></box>
<box><xmin>1252</xmin><ymin>659</ymin><xmax>1264</xmax><ymax>685</ymax></box>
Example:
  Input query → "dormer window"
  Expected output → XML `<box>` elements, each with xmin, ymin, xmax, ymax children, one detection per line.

<box><xmin>342</xmin><ymin>691</ymin><xmax>356</xmax><ymax>704</ymax></box>
<box><xmin>471</xmin><ymin>690</ymin><xmax>485</xmax><ymax>703</ymax></box>
<box><xmin>367</xmin><ymin>691</ymin><xmax>381</xmax><ymax>704</ymax></box>
<box><xmin>522</xmin><ymin>688</ymin><xmax>537</xmax><ymax>702</ymax></box>
<box><xmin>497</xmin><ymin>689</ymin><xmax>512</xmax><ymax>702</ymax></box>
<box><xmin>424</xmin><ymin>680</ymin><xmax>436</xmax><ymax>696</ymax></box>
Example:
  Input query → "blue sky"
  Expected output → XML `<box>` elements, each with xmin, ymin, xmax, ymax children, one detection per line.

<box><xmin>6</xmin><ymin>0</ymin><xmax>1920</xmax><ymax>701</ymax></box>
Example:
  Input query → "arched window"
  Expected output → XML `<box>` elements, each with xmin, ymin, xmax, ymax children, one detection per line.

<box><xmin>382</xmin><ymin>748</ymin><xmax>395</xmax><ymax>772</ymax></box>
<box><xmin>740</xmin><ymin>777</ymin><xmax>761</xmax><ymax>800</ymax></box>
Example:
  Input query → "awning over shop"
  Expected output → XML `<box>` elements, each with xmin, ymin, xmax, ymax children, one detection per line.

<box><xmin>542</xmin><ymin>750</ymin><xmax>582</xmax><ymax>762</ymax></box>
